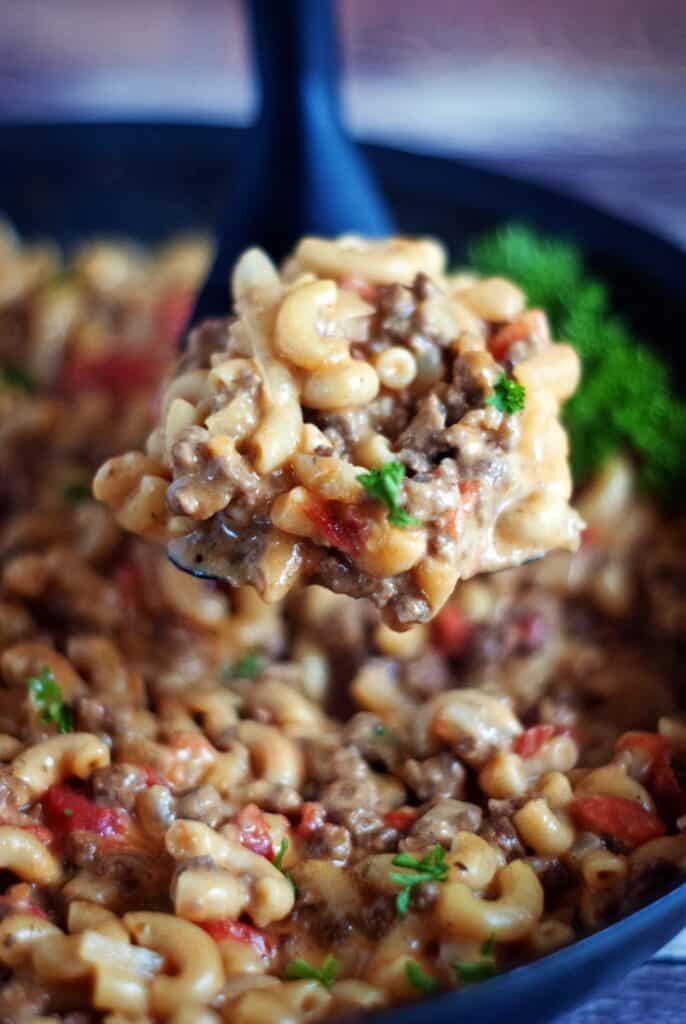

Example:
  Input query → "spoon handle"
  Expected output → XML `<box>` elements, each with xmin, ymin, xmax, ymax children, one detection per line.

<box><xmin>250</xmin><ymin>0</ymin><xmax>342</xmax><ymax>126</ymax></box>
<box><xmin>246</xmin><ymin>0</ymin><xmax>393</xmax><ymax>238</ymax></box>
<box><xmin>189</xmin><ymin>0</ymin><xmax>392</xmax><ymax>329</ymax></box>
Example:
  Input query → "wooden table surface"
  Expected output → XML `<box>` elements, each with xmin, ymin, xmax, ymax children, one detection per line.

<box><xmin>557</xmin><ymin>935</ymin><xmax>686</xmax><ymax>1022</ymax></box>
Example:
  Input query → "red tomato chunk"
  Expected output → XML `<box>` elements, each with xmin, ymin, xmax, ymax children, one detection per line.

<box><xmin>235</xmin><ymin>803</ymin><xmax>274</xmax><ymax>860</ymax></box>
<box><xmin>306</xmin><ymin>499</ymin><xmax>369</xmax><ymax>557</ymax></box>
<box><xmin>383</xmin><ymin>808</ymin><xmax>418</xmax><ymax>833</ymax></box>
<box><xmin>431</xmin><ymin>604</ymin><xmax>472</xmax><ymax>657</ymax></box>
<box><xmin>61</xmin><ymin>352</ymin><xmax>165</xmax><ymax>398</ymax></box>
<box><xmin>570</xmin><ymin>795</ymin><xmax>666</xmax><ymax>848</ymax></box>
<box><xmin>616</xmin><ymin>732</ymin><xmax>686</xmax><ymax>822</ymax></box>
<box><xmin>200</xmin><ymin>919</ymin><xmax>275</xmax><ymax>957</ymax></box>
<box><xmin>43</xmin><ymin>784</ymin><xmax>128</xmax><ymax>838</ymax></box>
<box><xmin>297</xmin><ymin>802</ymin><xmax>327</xmax><ymax>838</ymax></box>
<box><xmin>513</xmin><ymin>724</ymin><xmax>567</xmax><ymax>759</ymax></box>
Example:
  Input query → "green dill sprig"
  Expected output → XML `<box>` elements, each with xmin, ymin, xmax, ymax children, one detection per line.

<box><xmin>285</xmin><ymin>953</ymin><xmax>339</xmax><ymax>988</ymax></box>
<box><xmin>357</xmin><ymin>461</ymin><xmax>420</xmax><ymax>528</ymax></box>
<box><xmin>453</xmin><ymin>936</ymin><xmax>496</xmax><ymax>983</ymax></box>
<box><xmin>389</xmin><ymin>844</ymin><xmax>448</xmax><ymax>916</ymax></box>
<box><xmin>27</xmin><ymin>666</ymin><xmax>73</xmax><ymax>734</ymax></box>
<box><xmin>405</xmin><ymin>959</ymin><xmax>440</xmax><ymax>995</ymax></box>
<box><xmin>469</xmin><ymin>223</ymin><xmax>686</xmax><ymax>500</ymax></box>
<box><xmin>486</xmin><ymin>374</ymin><xmax>526</xmax><ymax>415</ymax></box>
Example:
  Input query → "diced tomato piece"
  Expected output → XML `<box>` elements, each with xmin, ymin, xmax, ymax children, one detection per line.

<box><xmin>61</xmin><ymin>351</ymin><xmax>164</xmax><ymax>398</ymax></box>
<box><xmin>570</xmin><ymin>795</ymin><xmax>666</xmax><ymax>848</ymax></box>
<box><xmin>383</xmin><ymin>808</ymin><xmax>418</xmax><ymax>833</ymax></box>
<box><xmin>235</xmin><ymin>804</ymin><xmax>274</xmax><ymax>860</ymax></box>
<box><xmin>297</xmin><ymin>802</ymin><xmax>327</xmax><ymax>838</ymax></box>
<box><xmin>432</xmin><ymin>604</ymin><xmax>472</xmax><ymax>657</ymax></box>
<box><xmin>140</xmin><ymin>764</ymin><xmax>166</xmax><ymax>788</ymax></box>
<box><xmin>114</xmin><ymin>560</ymin><xmax>144</xmax><ymax>608</ymax></box>
<box><xmin>615</xmin><ymin>731</ymin><xmax>668</xmax><ymax>763</ymax></box>
<box><xmin>156</xmin><ymin>288</ymin><xmax>193</xmax><ymax>344</ymax></box>
<box><xmin>306</xmin><ymin>499</ymin><xmax>368</xmax><ymax>557</ymax></box>
<box><xmin>339</xmin><ymin>277</ymin><xmax>377</xmax><ymax>304</ymax></box>
<box><xmin>200</xmin><ymin>919</ymin><xmax>276</xmax><ymax>957</ymax></box>
<box><xmin>43</xmin><ymin>784</ymin><xmax>128</xmax><ymax>838</ymax></box>
<box><xmin>581</xmin><ymin>526</ymin><xmax>602</xmax><ymax>548</ymax></box>
<box><xmin>512</xmin><ymin>612</ymin><xmax>547</xmax><ymax>653</ymax></box>
<box><xmin>21</xmin><ymin>824</ymin><xmax>55</xmax><ymax>846</ymax></box>
<box><xmin>513</xmin><ymin>724</ymin><xmax>567</xmax><ymax>759</ymax></box>
<box><xmin>616</xmin><ymin>732</ymin><xmax>686</xmax><ymax>823</ymax></box>
<box><xmin>458</xmin><ymin>479</ymin><xmax>480</xmax><ymax>514</ymax></box>
<box><xmin>0</xmin><ymin>895</ymin><xmax>49</xmax><ymax>920</ymax></box>
<box><xmin>489</xmin><ymin>310</ymin><xmax>549</xmax><ymax>362</ymax></box>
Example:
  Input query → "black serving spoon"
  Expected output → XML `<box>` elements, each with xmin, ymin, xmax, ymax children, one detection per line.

<box><xmin>170</xmin><ymin>0</ymin><xmax>393</xmax><ymax>580</ymax></box>
<box><xmin>189</xmin><ymin>0</ymin><xmax>393</xmax><ymax>328</ymax></box>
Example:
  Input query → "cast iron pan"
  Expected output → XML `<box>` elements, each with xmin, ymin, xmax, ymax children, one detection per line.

<box><xmin>1</xmin><ymin>120</ymin><xmax>684</xmax><ymax>1022</ymax></box>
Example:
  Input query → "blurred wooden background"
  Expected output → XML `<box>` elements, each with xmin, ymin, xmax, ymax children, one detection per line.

<box><xmin>1</xmin><ymin>0</ymin><xmax>685</xmax><ymax>245</ymax></box>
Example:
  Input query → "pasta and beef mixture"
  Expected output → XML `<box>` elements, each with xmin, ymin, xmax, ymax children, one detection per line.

<box><xmin>0</xmin><ymin>224</ymin><xmax>685</xmax><ymax>1024</ymax></box>
<box><xmin>94</xmin><ymin>237</ymin><xmax>583</xmax><ymax>629</ymax></box>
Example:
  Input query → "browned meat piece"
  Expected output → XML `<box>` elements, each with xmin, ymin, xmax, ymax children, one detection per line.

<box><xmin>406</xmin><ymin>798</ymin><xmax>482</xmax><ymax>849</ymax></box>
<box><xmin>175</xmin><ymin>784</ymin><xmax>225</xmax><ymax>827</ymax></box>
<box><xmin>480</xmin><ymin>804</ymin><xmax>526</xmax><ymax>861</ymax></box>
<box><xmin>91</xmin><ymin>763</ymin><xmax>148</xmax><ymax>811</ymax></box>
<box><xmin>402</xmin><ymin>754</ymin><xmax>467</xmax><ymax>802</ymax></box>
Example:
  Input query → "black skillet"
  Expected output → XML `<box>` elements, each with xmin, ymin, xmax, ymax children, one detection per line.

<box><xmin>1</xmin><ymin>10</ymin><xmax>685</xmax><ymax>1024</ymax></box>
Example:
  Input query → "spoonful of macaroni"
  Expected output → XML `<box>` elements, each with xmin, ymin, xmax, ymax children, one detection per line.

<box><xmin>94</xmin><ymin>236</ymin><xmax>584</xmax><ymax>628</ymax></box>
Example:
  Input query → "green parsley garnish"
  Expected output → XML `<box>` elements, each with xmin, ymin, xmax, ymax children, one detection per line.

<box><xmin>486</xmin><ymin>373</ymin><xmax>526</xmax><ymax>415</ymax></box>
<box><xmin>222</xmin><ymin>651</ymin><xmax>264</xmax><ymax>681</ymax></box>
<box><xmin>357</xmin><ymin>461</ymin><xmax>420</xmax><ymax>528</ymax></box>
<box><xmin>405</xmin><ymin>959</ymin><xmax>440</xmax><ymax>995</ymax></box>
<box><xmin>0</xmin><ymin>364</ymin><xmax>35</xmax><ymax>394</ymax></box>
<box><xmin>274</xmin><ymin>837</ymin><xmax>288</xmax><ymax>871</ymax></box>
<box><xmin>470</xmin><ymin>224</ymin><xmax>686</xmax><ymax>500</ymax></box>
<box><xmin>272</xmin><ymin>835</ymin><xmax>296</xmax><ymax>884</ymax></box>
<box><xmin>373</xmin><ymin>723</ymin><xmax>386</xmax><ymax>736</ymax></box>
<box><xmin>390</xmin><ymin>844</ymin><xmax>448</xmax><ymax>916</ymax></box>
<box><xmin>285</xmin><ymin>954</ymin><xmax>339</xmax><ymax>988</ymax></box>
<box><xmin>274</xmin><ymin>837</ymin><xmax>296</xmax><ymax>890</ymax></box>
<box><xmin>453</xmin><ymin>936</ymin><xmax>496</xmax><ymax>983</ymax></box>
<box><xmin>62</xmin><ymin>479</ymin><xmax>92</xmax><ymax>505</ymax></box>
<box><xmin>27</xmin><ymin>666</ymin><xmax>73</xmax><ymax>734</ymax></box>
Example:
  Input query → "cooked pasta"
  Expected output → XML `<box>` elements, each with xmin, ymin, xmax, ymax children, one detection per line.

<box><xmin>95</xmin><ymin>236</ymin><xmax>584</xmax><ymax>628</ymax></box>
<box><xmin>0</xmin><ymin>220</ymin><xmax>683</xmax><ymax>1021</ymax></box>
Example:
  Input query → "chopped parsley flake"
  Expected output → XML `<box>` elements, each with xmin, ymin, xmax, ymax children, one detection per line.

<box><xmin>0</xmin><ymin>364</ymin><xmax>35</xmax><ymax>394</ymax></box>
<box><xmin>487</xmin><ymin>374</ymin><xmax>526</xmax><ymax>415</ymax></box>
<box><xmin>62</xmin><ymin>479</ymin><xmax>92</xmax><ymax>505</ymax></box>
<box><xmin>390</xmin><ymin>844</ymin><xmax>448</xmax><ymax>916</ymax></box>
<box><xmin>274</xmin><ymin>837</ymin><xmax>288</xmax><ymax>871</ymax></box>
<box><xmin>453</xmin><ymin>936</ymin><xmax>496</xmax><ymax>983</ymax></box>
<box><xmin>273</xmin><ymin>836</ymin><xmax>296</xmax><ymax>891</ymax></box>
<box><xmin>285</xmin><ymin>954</ymin><xmax>339</xmax><ymax>988</ymax></box>
<box><xmin>405</xmin><ymin>959</ymin><xmax>440</xmax><ymax>995</ymax></box>
<box><xmin>27</xmin><ymin>666</ymin><xmax>73</xmax><ymax>734</ymax></box>
<box><xmin>357</xmin><ymin>461</ymin><xmax>420</xmax><ymax>529</ymax></box>
<box><xmin>222</xmin><ymin>651</ymin><xmax>264</xmax><ymax>681</ymax></box>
